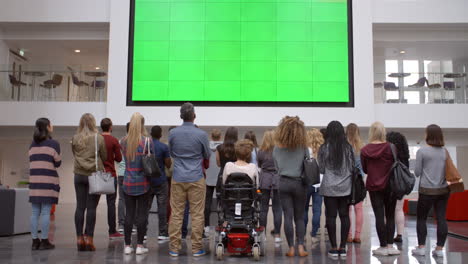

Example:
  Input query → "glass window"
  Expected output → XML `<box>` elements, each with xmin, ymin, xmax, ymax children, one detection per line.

<box><xmin>403</xmin><ymin>60</ymin><xmax>419</xmax><ymax>87</ymax></box>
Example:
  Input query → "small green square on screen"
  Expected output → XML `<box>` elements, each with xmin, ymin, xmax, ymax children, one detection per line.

<box><xmin>131</xmin><ymin>0</ymin><xmax>351</xmax><ymax>103</ymax></box>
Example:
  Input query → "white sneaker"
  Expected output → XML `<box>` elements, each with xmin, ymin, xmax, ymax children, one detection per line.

<box><xmin>204</xmin><ymin>226</ymin><xmax>210</xmax><ymax>234</ymax></box>
<box><xmin>372</xmin><ymin>247</ymin><xmax>389</xmax><ymax>256</ymax></box>
<box><xmin>124</xmin><ymin>246</ymin><xmax>134</xmax><ymax>255</ymax></box>
<box><xmin>158</xmin><ymin>235</ymin><xmax>170</xmax><ymax>240</ymax></box>
<box><xmin>387</xmin><ymin>246</ymin><xmax>401</xmax><ymax>255</ymax></box>
<box><xmin>432</xmin><ymin>249</ymin><xmax>444</xmax><ymax>258</ymax></box>
<box><xmin>136</xmin><ymin>246</ymin><xmax>149</xmax><ymax>255</ymax></box>
<box><xmin>412</xmin><ymin>247</ymin><xmax>426</xmax><ymax>256</ymax></box>
<box><xmin>310</xmin><ymin>236</ymin><xmax>319</xmax><ymax>243</ymax></box>
<box><xmin>274</xmin><ymin>236</ymin><xmax>282</xmax><ymax>243</ymax></box>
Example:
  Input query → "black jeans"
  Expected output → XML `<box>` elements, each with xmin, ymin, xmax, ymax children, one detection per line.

<box><xmin>117</xmin><ymin>176</ymin><xmax>125</xmax><ymax>227</ymax></box>
<box><xmin>369</xmin><ymin>188</ymin><xmax>397</xmax><ymax>247</ymax></box>
<box><xmin>260</xmin><ymin>189</ymin><xmax>282</xmax><ymax>234</ymax></box>
<box><xmin>324</xmin><ymin>196</ymin><xmax>350</xmax><ymax>249</ymax></box>
<box><xmin>106</xmin><ymin>178</ymin><xmax>118</xmax><ymax>234</ymax></box>
<box><xmin>279</xmin><ymin>177</ymin><xmax>306</xmax><ymax>247</ymax></box>
<box><xmin>74</xmin><ymin>174</ymin><xmax>101</xmax><ymax>237</ymax></box>
<box><xmin>417</xmin><ymin>193</ymin><xmax>449</xmax><ymax>247</ymax></box>
<box><xmin>124</xmin><ymin>191</ymin><xmax>150</xmax><ymax>245</ymax></box>
<box><xmin>146</xmin><ymin>182</ymin><xmax>169</xmax><ymax>236</ymax></box>
<box><xmin>204</xmin><ymin>185</ymin><xmax>215</xmax><ymax>227</ymax></box>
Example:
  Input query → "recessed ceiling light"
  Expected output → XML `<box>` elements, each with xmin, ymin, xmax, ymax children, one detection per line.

<box><xmin>95</xmin><ymin>67</ymin><xmax>100</xmax><ymax>70</ymax></box>
<box><xmin>400</xmin><ymin>50</ymin><xmax>406</xmax><ymax>54</ymax></box>
<box><xmin>74</xmin><ymin>49</ymin><xmax>81</xmax><ymax>53</ymax></box>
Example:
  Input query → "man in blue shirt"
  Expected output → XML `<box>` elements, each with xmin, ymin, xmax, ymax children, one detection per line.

<box><xmin>168</xmin><ymin>103</ymin><xmax>211</xmax><ymax>257</ymax></box>
<box><xmin>146</xmin><ymin>125</ymin><xmax>172</xmax><ymax>240</ymax></box>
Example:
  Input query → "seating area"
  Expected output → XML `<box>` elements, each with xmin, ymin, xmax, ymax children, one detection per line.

<box><xmin>2</xmin><ymin>66</ymin><xmax>107</xmax><ymax>102</ymax></box>
<box><xmin>0</xmin><ymin>188</ymin><xmax>30</xmax><ymax>236</ymax></box>
<box><xmin>375</xmin><ymin>72</ymin><xmax>467</xmax><ymax>104</ymax></box>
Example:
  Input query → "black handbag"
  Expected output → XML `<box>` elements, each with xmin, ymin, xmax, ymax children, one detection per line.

<box><xmin>302</xmin><ymin>149</ymin><xmax>320</xmax><ymax>186</ymax></box>
<box><xmin>388</xmin><ymin>144</ymin><xmax>415</xmax><ymax>199</ymax></box>
<box><xmin>349</xmin><ymin>166</ymin><xmax>366</xmax><ymax>205</ymax></box>
<box><xmin>142</xmin><ymin>137</ymin><xmax>161</xmax><ymax>178</ymax></box>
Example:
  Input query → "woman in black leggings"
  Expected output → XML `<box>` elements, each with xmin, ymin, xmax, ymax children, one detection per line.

<box><xmin>318</xmin><ymin>121</ymin><xmax>354</xmax><ymax>259</ymax></box>
<box><xmin>72</xmin><ymin>113</ymin><xmax>107</xmax><ymax>251</ymax></box>
<box><xmin>272</xmin><ymin>116</ymin><xmax>309</xmax><ymax>257</ymax></box>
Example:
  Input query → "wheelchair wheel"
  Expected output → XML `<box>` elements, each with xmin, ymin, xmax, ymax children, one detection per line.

<box><xmin>252</xmin><ymin>245</ymin><xmax>260</xmax><ymax>261</ymax></box>
<box><xmin>216</xmin><ymin>244</ymin><xmax>224</xmax><ymax>261</ymax></box>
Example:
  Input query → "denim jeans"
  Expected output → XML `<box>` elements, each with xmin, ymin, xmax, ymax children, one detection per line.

<box><xmin>182</xmin><ymin>202</ymin><xmax>189</xmax><ymax>237</ymax></box>
<box><xmin>31</xmin><ymin>203</ymin><xmax>53</xmax><ymax>239</ymax></box>
<box><xmin>106</xmin><ymin>178</ymin><xmax>118</xmax><ymax>234</ymax></box>
<box><xmin>146</xmin><ymin>182</ymin><xmax>169</xmax><ymax>236</ymax></box>
<box><xmin>117</xmin><ymin>176</ymin><xmax>125</xmax><ymax>227</ymax></box>
<box><xmin>304</xmin><ymin>186</ymin><xmax>323</xmax><ymax>237</ymax></box>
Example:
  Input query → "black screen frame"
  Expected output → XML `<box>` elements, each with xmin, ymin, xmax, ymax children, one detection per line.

<box><xmin>126</xmin><ymin>0</ymin><xmax>354</xmax><ymax>107</ymax></box>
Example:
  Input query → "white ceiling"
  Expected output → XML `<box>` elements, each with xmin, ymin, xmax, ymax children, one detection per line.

<box><xmin>4</xmin><ymin>39</ymin><xmax>108</xmax><ymax>70</ymax></box>
<box><xmin>373</xmin><ymin>40</ymin><xmax>468</xmax><ymax>60</ymax></box>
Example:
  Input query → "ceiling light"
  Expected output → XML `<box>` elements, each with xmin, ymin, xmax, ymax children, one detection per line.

<box><xmin>400</xmin><ymin>50</ymin><xmax>406</xmax><ymax>54</ymax></box>
<box><xmin>74</xmin><ymin>49</ymin><xmax>81</xmax><ymax>53</ymax></box>
<box><xmin>95</xmin><ymin>67</ymin><xmax>100</xmax><ymax>70</ymax></box>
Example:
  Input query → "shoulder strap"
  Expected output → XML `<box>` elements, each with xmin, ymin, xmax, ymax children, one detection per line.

<box><xmin>95</xmin><ymin>134</ymin><xmax>98</xmax><ymax>171</ymax></box>
<box><xmin>390</xmin><ymin>144</ymin><xmax>398</xmax><ymax>162</ymax></box>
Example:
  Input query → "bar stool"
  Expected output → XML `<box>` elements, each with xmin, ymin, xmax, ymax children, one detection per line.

<box><xmin>8</xmin><ymin>74</ymin><xmax>27</xmax><ymax>101</ymax></box>
<box><xmin>90</xmin><ymin>80</ymin><xmax>106</xmax><ymax>102</ymax></box>
<box><xmin>40</xmin><ymin>74</ymin><xmax>63</xmax><ymax>101</ymax></box>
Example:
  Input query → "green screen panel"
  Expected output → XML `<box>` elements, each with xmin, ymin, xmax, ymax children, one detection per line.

<box><xmin>128</xmin><ymin>0</ymin><xmax>353</xmax><ymax>105</ymax></box>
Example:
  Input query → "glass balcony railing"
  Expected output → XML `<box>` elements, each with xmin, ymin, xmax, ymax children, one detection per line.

<box><xmin>0</xmin><ymin>64</ymin><xmax>108</xmax><ymax>102</ymax></box>
<box><xmin>374</xmin><ymin>72</ymin><xmax>467</xmax><ymax>104</ymax></box>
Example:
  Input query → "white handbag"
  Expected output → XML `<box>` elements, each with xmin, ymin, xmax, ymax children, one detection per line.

<box><xmin>88</xmin><ymin>134</ymin><xmax>115</xmax><ymax>195</ymax></box>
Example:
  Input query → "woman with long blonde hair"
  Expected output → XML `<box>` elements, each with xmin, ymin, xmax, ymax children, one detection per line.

<box><xmin>361</xmin><ymin>122</ymin><xmax>400</xmax><ymax>256</ymax></box>
<box><xmin>72</xmin><ymin>113</ymin><xmax>107</xmax><ymax>251</ymax></box>
<box><xmin>272</xmin><ymin>116</ymin><xmax>309</xmax><ymax>257</ymax></box>
<box><xmin>346</xmin><ymin>123</ymin><xmax>365</xmax><ymax>244</ymax></box>
<box><xmin>304</xmin><ymin>128</ymin><xmax>325</xmax><ymax>243</ymax></box>
<box><xmin>121</xmin><ymin>113</ymin><xmax>152</xmax><ymax>255</ymax></box>
<box><xmin>257</xmin><ymin>130</ymin><xmax>282</xmax><ymax>243</ymax></box>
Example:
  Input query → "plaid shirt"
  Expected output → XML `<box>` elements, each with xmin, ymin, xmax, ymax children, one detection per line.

<box><xmin>121</xmin><ymin>136</ymin><xmax>151</xmax><ymax>196</ymax></box>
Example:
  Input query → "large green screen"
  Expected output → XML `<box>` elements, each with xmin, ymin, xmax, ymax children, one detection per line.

<box><xmin>128</xmin><ymin>0</ymin><xmax>352</xmax><ymax>105</ymax></box>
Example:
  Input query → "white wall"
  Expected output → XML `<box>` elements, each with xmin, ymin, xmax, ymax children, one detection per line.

<box><xmin>106</xmin><ymin>0</ymin><xmax>375</xmax><ymax>127</ymax></box>
<box><xmin>0</xmin><ymin>0</ymin><xmax>110</xmax><ymax>23</ymax></box>
<box><xmin>0</xmin><ymin>102</ymin><xmax>106</xmax><ymax>126</ymax></box>
<box><xmin>372</xmin><ymin>0</ymin><xmax>468</xmax><ymax>23</ymax></box>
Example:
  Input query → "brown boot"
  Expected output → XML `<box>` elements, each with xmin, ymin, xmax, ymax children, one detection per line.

<box><xmin>77</xmin><ymin>236</ymin><xmax>86</xmax><ymax>251</ymax></box>
<box><xmin>84</xmin><ymin>235</ymin><xmax>96</xmax><ymax>251</ymax></box>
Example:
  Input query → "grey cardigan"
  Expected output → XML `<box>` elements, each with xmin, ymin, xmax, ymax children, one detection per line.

<box><xmin>414</xmin><ymin>146</ymin><xmax>449</xmax><ymax>195</ymax></box>
<box><xmin>318</xmin><ymin>143</ymin><xmax>354</xmax><ymax>197</ymax></box>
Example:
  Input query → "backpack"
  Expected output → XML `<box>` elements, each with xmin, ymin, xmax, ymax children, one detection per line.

<box><xmin>388</xmin><ymin>144</ymin><xmax>415</xmax><ymax>199</ymax></box>
<box><xmin>349</xmin><ymin>166</ymin><xmax>366</xmax><ymax>205</ymax></box>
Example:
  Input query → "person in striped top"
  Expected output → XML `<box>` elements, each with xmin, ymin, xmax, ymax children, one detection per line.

<box><xmin>29</xmin><ymin>118</ymin><xmax>61</xmax><ymax>251</ymax></box>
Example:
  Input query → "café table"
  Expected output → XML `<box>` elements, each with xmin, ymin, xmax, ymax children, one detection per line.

<box><xmin>388</xmin><ymin>73</ymin><xmax>411</xmax><ymax>103</ymax></box>
<box><xmin>23</xmin><ymin>71</ymin><xmax>46</xmax><ymax>101</ymax></box>
<box><xmin>84</xmin><ymin>72</ymin><xmax>107</xmax><ymax>101</ymax></box>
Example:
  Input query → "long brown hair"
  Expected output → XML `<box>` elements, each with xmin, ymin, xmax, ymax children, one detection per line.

<box><xmin>426</xmin><ymin>124</ymin><xmax>444</xmax><ymax>147</ymax></box>
<box><xmin>259</xmin><ymin>130</ymin><xmax>275</xmax><ymax>152</ymax></box>
<box><xmin>346</xmin><ymin>123</ymin><xmax>363</xmax><ymax>154</ymax></box>
<box><xmin>124</xmin><ymin>113</ymin><xmax>148</xmax><ymax>161</ymax></box>
<box><xmin>75</xmin><ymin>113</ymin><xmax>97</xmax><ymax>146</ymax></box>
<box><xmin>275</xmin><ymin>116</ymin><xmax>307</xmax><ymax>149</ymax></box>
<box><xmin>307</xmin><ymin>128</ymin><xmax>324</xmax><ymax>158</ymax></box>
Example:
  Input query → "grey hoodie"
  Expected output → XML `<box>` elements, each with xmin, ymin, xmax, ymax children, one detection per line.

<box><xmin>206</xmin><ymin>141</ymin><xmax>223</xmax><ymax>186</ymax></box>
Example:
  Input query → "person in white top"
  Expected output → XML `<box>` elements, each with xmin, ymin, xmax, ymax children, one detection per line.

<box><xmin>222</xmin><ymin>139</ymin><xmax>259</xmax><ymax>185</ymax></box>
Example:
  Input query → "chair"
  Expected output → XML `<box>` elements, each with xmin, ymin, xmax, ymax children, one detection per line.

<box><xmin>68</xmin><ymin>67</ymin><xmax>90</xmax><ymax>101</ymax></box>
<box><xmin>91</xmin><ymin>80</ymin><xmax>106</xmax><ymax>101</ymax></box>
<box><xmin>383</xmin><ymin>81</ymin><xmax>398</xmax><ymax>91</ymax></box>
<box><xmin>40</xmin><ymin>74</ymin><xmax>63</xmax><ymax>101</ymax></box>
<box><xmin>8</xmin><ymin>74</ymin><xmax>27</xmax><ymax>101</ymax></box>
<box><xmin>409</xmin><ymin>77</ymin><xmax>427</xmax><ymax>88</ymax></box>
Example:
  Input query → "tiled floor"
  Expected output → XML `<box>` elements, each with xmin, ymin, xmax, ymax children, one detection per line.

<box><xmin>0</xmin><ymin>202</ymin><xmax>467</xmax><ymax>264</ymax></box>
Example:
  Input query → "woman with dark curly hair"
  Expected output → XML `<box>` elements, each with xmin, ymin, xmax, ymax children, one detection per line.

<box><xmin>273</xmin><ymin>116</ymin><xmax>309</xmax><ymax>257</ymax></box>
<box><xmin>386</xmin><ymin>131</ymin><xmax>410</xmax><ymax>243</ymax></box>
